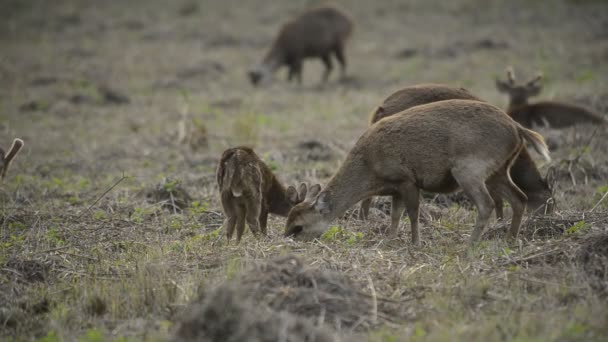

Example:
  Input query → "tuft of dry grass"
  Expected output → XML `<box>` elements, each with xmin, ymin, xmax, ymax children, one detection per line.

<box><xmin>1</xmin><ymin>0</ymin><xmax>608</xmax><ymax>340</ymax></box>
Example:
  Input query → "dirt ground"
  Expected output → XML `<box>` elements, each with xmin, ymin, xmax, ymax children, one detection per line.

<box><xmin>1</xmin><ymin>0</ymin><xmax>608</xmax><ymax>341</ymax></box>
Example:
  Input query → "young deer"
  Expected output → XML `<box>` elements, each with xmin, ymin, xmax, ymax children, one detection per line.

<box><xmin>1</xmin><ymin>138</ymin><xmax>24</xmax><ymax>182</ymax></box>
<box><xmin>217</xmin><ymin>146</ymin><xmax>320</xmax><ymax>243</ymax></box>
<box><xmin>285</xmin><ymin>100</ymin><xmax>551</xmax><ymax>246</ymax></box>
<box><xmin>248</xmin><ymin>5</ymin><xmax>353</xmax><ymax>86</ymax></box>
<box><xmin>359</xmin><ymin>84</ymin><xmax>554</xmax><ymax>220</ymax></box>
<box><xmin>496</xmin><ymin>67</ymin><xmax>607</xmax><ymax>128</ymax></box>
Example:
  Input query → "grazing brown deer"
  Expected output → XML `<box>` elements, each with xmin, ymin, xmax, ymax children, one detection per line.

<box><xmin>285</xmin><ymin>100</ymin><xmax>551</xmax><ymax>246</ymax></box>
<box><xmin>217</xmin><ymin>146</ymin><xmax>320</xmax><ymax>243</ymax></box>
<box><xmin>0</xmin><ymin>138</ymin><xmax>24</xmax><ymax>182</ymax></box>
<box><xmin>359</xmin><ymin>84</ymin><xmax>554</xmax><ymax>220</ymax></box>
<box><xmin>496</xmin><ymin>67</ymin><xmax>607</xmax><ymax>128</ymax></box>
<box><xmin>248</xmin><ymin>5</ymin><xmax>353</xmax><ymax>86</ymax></box>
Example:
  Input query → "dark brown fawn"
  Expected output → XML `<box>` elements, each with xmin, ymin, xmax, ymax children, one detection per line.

<box><xmin>248</xmin><ymin>5</ymin><xmax>353</xmax><ymax>86</ymax></box>
<box><xmin>359</xmin><ymin>84</ymin><xmax>554</xmax><ymax>221</ymax></box>
<box><xmin>285</xmin><ymin>100</ymin><xmax>551</xmax><ymax>246</ymax></box>
<box><xmin>496</xmin><ymin>67</ymin><xmax>607</xmax><ymax>128</ymax></box>
<box><xmin>0</xmin><ymin>138</ymin><xmax>24</xmax><ymax>182</ymax></box>
<box><xmin>217</xmin><ymin>146</ymin><xmax>320</xmax><ymax>243</ymax></box>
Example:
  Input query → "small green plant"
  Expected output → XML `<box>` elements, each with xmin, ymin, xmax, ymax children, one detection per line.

<box><xmin>131</xmin><ymin>207</ymin><xmax>155</xmax><ymax>224</ymax></box>
<box><xmin>38</xmin><ymin>331</ymin><xmax>58</xmax><ymax>342</ymax></box>
<box><xmin>163</xmin><ymin>179</ymin><xmax>180</xmax><ymax>193</ymax></box>
<box><xmin>92</xmin><ymin>210</ymin><xmax>107</xmax><ymax>220</ymax></box>
<box><xmin>566</xmin><ymin>220</ymin><xmax>589</xmax><ymax>235</ymax></box>
<box><xmin>501</xmin><ymin>247</ymin><xmax>514</xmax><ymax>257</ymax></box>
<box><xmin>321</xmin><ymin>226</ymin><xmax>364</xmax><ymax>245</ymax></box>
<box><xmin>347</xmin><ymin>232</ymin><xmax>364</xmax><ymax>245</ymax></box>
<box><xmin>594</xmin><ymin>184</ymin><xmax>608</xmax><ymax>208</ymax></box>
<box><xmin>45</xmin><ymin>228</ymin><xmax>66</xmax><ymax>246</ymax></box>
<box><xmin>188</xmin><ymin>201</ymin><xmax>209</xmax><ymax>216</ymax></box>
<box><xmin>80</xmin><ymin>328</ymin><xmax>104</xmax><ymax>342</ymax></box>
<box><xmin>575</xmin><ymin>70</ymin><xmax>595</xmax><ymax>84</ymax></box>
<box><xmin>321</xmin><ymin>226</ymin><xmax>344</xmax><ymax>242</ymax></box>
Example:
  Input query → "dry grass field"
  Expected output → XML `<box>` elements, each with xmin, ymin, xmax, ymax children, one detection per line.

<box><xmin>1</xmin><ymin>0</ymin><xmax>608</xmax><ymax>341</ymax></box>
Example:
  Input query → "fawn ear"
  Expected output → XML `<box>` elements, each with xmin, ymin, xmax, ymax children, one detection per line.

<box><xmin>286</xmin><ymin>185</ymin><xmax>299</xmax><ymax>203</ymax></box>
<box><xmin>297</xmin><ymin>182</ymin><xmax>308</xmax><ymax>202</ymax></box>
<box><xmin>307</xmin><ymin>184</ymin><xmax>322</xmax><ymax>201</ymax></box>
<box><xmin>313</xmin><ymin>191</ymin><xmax>330</xmax><ymax>214</ymax></box>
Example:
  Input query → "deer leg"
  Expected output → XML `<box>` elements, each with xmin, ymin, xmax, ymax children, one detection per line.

<box><xmin>359</xmin><ymin>197</ymin><xmax>372</xmax><ymax>220</ymax></box>
<box><xmin>388</xmin><ymin>194</ymin><xmax>405</xmax><ymax>238</ymax></box>
<box><xmin>235</xmin><ymin>206</ymin><xmax>247</xmax><ymax>244</ymax></box>
<box><xmin>223</xmin><ymin>216</ymin><xmax>237</xmax><ymax>242</ymax></box>
<box><xmin>453</xmin><ymin>168</ymin><xmax>495</xmax><ymax>245</ymax></box>
<box><xmin>221</xmin><ymin>195</ymin><xmax>238</xmax><ymax>242</ymax></box>
<box><xmin>401</xmin><ymin>185</ymin><xmax>421</xmax><ymax>245</ymax></box>
<box><xmin>292</xmin><ymin>60</ymin><xmax>303</xmax><ymax>85</ymax></box>
<box><xmin>259</xmin><ymin>205</ymin><xmax>269</xmax><ymax>236</ymax></box>
<box><xmin>488</xmin><ymin>172</ymin><xmax>527</xmax><ymax>240</ymax></box>
<box><xmin>334</xmin><ymin>44</ymin><xmax>347</xmax><ymax>79</ymax></box>
<box><xmin>320</xmin><ymin>54</ymin><xmax>333</xmax><ymax>83</ymax></box>
<box><xmin>490</xmin><ymin>191</ymin><xmax>504</xmax><ymax>220</ymax></box>
<box><xmin>245</xmin><ymin>200</ymin><xmax>262</xmax><ymax>238</ymax></box>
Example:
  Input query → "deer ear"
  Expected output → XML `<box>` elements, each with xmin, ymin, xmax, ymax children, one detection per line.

<box><xmin>313</xmin><ymin>192</ymin><xmax>330</xmax><ymax>214</ymax></box>
<box><xmin>495</xmin><ymin>79</ymin><xmax>511</xmax><ymax>93</ymax></box>
<box><xmin>297</xmin><ymin>182</ymin><xmax>308</xmax><ymax>201</ymax></box>
<box><xmin>286</xmin><ymin>185</ymin><xmax>299</xmax><ymax>203</ymax></box>
<box><xmin>307</xmin><ymin>184</ymin><xmax>322</xmax><ymax>201</ymax></box>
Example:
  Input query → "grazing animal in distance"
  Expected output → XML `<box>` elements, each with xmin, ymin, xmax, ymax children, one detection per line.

<box><xmin>496</xmin><ymin>67</ymin><xmax>607</xmax><ymax>128</ymax></box>
<box><xmin>217</xmin><ymin>146</ymin><xmax>320</xmax><ymax>243</ymax></box>
<box><xmin>248</xmin><ymin>5</ymin><xmax>353</xmax><ymax>86</ymax></box>
<box><xmin>0</xmin><ymin>138</ymin><xmax>24</xmax><ymax>182</ymax></box>
<box><xmin>285</xmin><ymin>100</ymin><xmax>551</xmax><ymax>246</ymax></box>
<box><xmin>359</xmin><ymin>84</ymin><xmax>554</xmax><ymax>221</ymax></box>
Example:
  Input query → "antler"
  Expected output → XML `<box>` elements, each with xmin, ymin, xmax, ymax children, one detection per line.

<box><xmin>527</xmin><ymin>72</ymin><xmax>543</xmax><ymax>86</ymax></box>
<box><xmin>506</xmin><ymin>66</ymin><xmax>516</xmax><ymax>84</ymax></box>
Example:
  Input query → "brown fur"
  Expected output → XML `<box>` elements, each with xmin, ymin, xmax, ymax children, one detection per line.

<box><xmin>360</xmin><ymin>84</ymin><xmax>553</xmax><ymax>221</ymax></box>
<box><xmin>248</xmin><ymin>5</ymin><xmax>353</xmax><ymax>85</ymax></box>
<box><xmin>285</xmin><ymin>100</ymin><xmax>551</xmax><ymax>245</ymax></box>
<box><xmin>369</xmin><ymin>84</ymin><xmax>481</xmax><ymax>124</ymax></box>
<box><xmin>217</xmin><ymin>146</ymin><xmax>319</xmax><ymax>242</ymax></box>
<box><xmin>496</xmin><ymin>67</ymin><xmax>607</xmax><ymax>128</ymax></box>
<box><xmin>0</xmin><ymin>138</ymin><xmax>24</xmax><ymax>181</ymax></box>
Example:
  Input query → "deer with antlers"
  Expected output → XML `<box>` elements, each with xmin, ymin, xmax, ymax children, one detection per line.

<box><xmin>496</xmin><ymin>67</ymin><xmax>607</xmax><ymax>128</ymax></box>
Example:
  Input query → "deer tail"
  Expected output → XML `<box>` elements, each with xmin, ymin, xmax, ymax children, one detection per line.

<box><xmin>518</xmin><ymin>126</ymin><xmax>551</xmax><ymax>162</ymax></box>
<box><xmin>216</xmin><ymin>150</ymin><xmax>243</xmax><ymax>197</ymax></box>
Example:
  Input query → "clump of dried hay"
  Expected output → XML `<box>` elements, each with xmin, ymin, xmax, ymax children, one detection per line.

<box><xmin>175</xmin><ymin>284</ymin><xmax>337</xmax><ymax>342</ymax></box>
<box><xmin>576</xmin><ymin>231</ymin><xmax>608</xmax><ymax>296</ymax></box>
<box><xmin>175</xmin><ymin>255</ymin><xmax>413</xmax><ymax>341</ymax></box>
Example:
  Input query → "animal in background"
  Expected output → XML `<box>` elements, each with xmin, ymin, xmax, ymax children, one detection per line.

<box><xmin>285</xmin><ymin>100</ymin><xmax>551</xmax><ymax>246</ymax></box>
<box><xmin>496</xmin><ymin>67</ymin><xmax>607</xmax><ymax>128</ymax></box>
<box><xmin>248</xmin><ymin>5</ymin><xmax>353</xmax><ymax>86</ymax></box>
<box><xmin>359</xmin><ymin>84</ymin><xmax>554</xmax><ymax>221</ymax></box>
<box><xmin>0</xmin><ymin>138</ymin><xmax>24</xmax><ymax>182</ymax></box>
<box><xmin>217</xmin><ymin>146</ymin><xmax>320</xmax><ymax>243</ymax></box>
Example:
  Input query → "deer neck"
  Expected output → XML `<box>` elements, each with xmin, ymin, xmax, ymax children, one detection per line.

<box><xmin>267</xmin><ymin>177</ymin><xmax>292</xmax><ymax>217</ymax></box>
<box><xmin>508</xmin><ymin>98</ymin><xmax>529</xmax><ymax>113</ymax></box>
<box><xmin>319</xmin><ymin>157</ymin><xmax>379</xmax><ymax>222</ymax></box>
<box><xmin>262</xmin><ymin>49</ymin><xmax>284</xmax><ymax>73</ymax></box>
